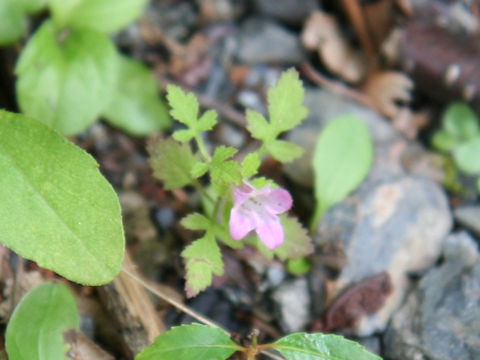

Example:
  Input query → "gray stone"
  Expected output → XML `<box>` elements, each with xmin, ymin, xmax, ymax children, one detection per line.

<box><xmin>454</xmin><ymin>205</ymin><xmax>480</xmax><ymax>237</ymax></box>
<box><xmin>272</xmin><ymin>277</ymin><xmax>311</xmax><ymax>333</ymax></box>
<box><xmin>288</xmin><ymin>89</ymin><xmax>452</xmax><ymax>336</ymax></box>
<box><xmin>255</xmin><ymin>0</ymin><xmax>318</xmax><ymax>26</ymax></box>
<box><xmin>236</xmin><ymin>19</ymin><xmax>305</xmax><ymax>64</ymax></box>
<box><xmin>384</xmin><ymin>232</ymin><xmax>480</xmax><ymax>360</ymax></box>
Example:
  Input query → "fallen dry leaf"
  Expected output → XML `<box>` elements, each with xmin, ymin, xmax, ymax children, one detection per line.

<box><xmin>361</xmin><ymin>70</ymin><xmax>414</xmax><ymax>118</ymax></box>
<box><xmin>302</xmin><ymin>11</ymin><xmax>368</xmax><ymax>83</ymax></box>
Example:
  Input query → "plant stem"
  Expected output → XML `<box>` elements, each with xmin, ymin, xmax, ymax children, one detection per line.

<box><xmin>195</xmin><ymin>135</ymin><xmax>211</xmax><ymax>161</ymax></box>
<box><xmin>192</xmin><ymin>179</ymin><xmax>215</xmax><ymax>204</ymax></box>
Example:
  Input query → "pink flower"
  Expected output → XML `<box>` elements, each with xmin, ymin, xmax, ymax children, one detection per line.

<box><xmin>229</xmin><ymin>182</ymin><xmax>293</xmax><ymax>249</ymax></box>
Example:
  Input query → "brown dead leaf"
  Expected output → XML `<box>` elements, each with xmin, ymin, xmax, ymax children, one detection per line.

<box><xmin>361</xmin><ymin>71</ymin><xmax>414</xmax><ymax>118</ymax></box>
<box><xmin>302</xmin><ymin>11</ymin><xmax>368</xmax><ymax>83</ymax></box>
<box><xmin>65</xmin><ymin>330</ymin><xmax>114</xmax><ymax>360</ymax></box>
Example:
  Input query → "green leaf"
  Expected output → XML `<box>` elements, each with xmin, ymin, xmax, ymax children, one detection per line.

<box><xmin>16</xmin><ymin>21</ymin><xmax>118</xmax><ymax>135</ymax></box>
<box><xmin>48</xmin><ymin>0</ymin><xmax>148</xmax><ymax>33</ymax></box>
<box><xmin>453</xmin><ymin>137</ymin><xmax>480</xmax><ymax>175</ymax></box>
<box><xmin>6</xmin><ymin>282</ymin><xmax>79</xmax><ymax>360</ymax></box>
<box><xmin>198</xmin><ymin>110</ymin><xmax>218</xmax><ymax>131</ymax></box>
<box><xmin>103</xmin><ymin>55</ymin><xmax>170</xmax><ymax>136</ymax></box>
<box><xmin>268</xmin><ymin>68</ymin><xmax>308</xmax><ymax>136</ymax></box>
<box><xmin>312</xmin><ymin>115</ymin><xmax>373</xmax><ymax>228</ymax></box>
<box><xmin>432</xmin><ymin>130</ymin><xmax>460</xmax><ymax>152</ymax></box>
<box><xmin>287</xmin><ymin>258</ymin><xmax>311</xmax><ymax>275</ymax></box>
<box><xmin>443</xmin><ymin>102</ymin><xmax>479</xmax><ymax>140</ymax></box>
<box><xmin>210</xmin><ymin>146</ymin><xmax>242</xmax><ymax>187</ymax></box>
<box><xmin>0</xmin><ymin>111</ymin><xmax>125</xmax><ymax>285</ymax></box>
<box><xmin>0</xmin><ymin>0</ymin><xmax>46</xmax><ymax>45</ymax></box>
<box><xmin>241</xmin><ymin>152</ymin><xmax>261</xmax><ymax>178</ymax></box>
<box><xmin>477</xmin><ymin>177</ymin><xmax>480</xmax><ymax>194</ymax></box>
<box><xmin>246</xmin><ymin>110</ymin><xmax>270</xmax><ymax>141</ymax></box>
<box><xmin>191</xmin><ymin>161</ymin><xmax>210</xmax><ymax>178</ymax></box>
<box><xmin>273</xmin><ymin>333</ymin><xmax>382</xmax><ymax>360</ymax></box>
<box><xmin>181</xmin><ymin>213</ymin><xmax>211</xmax><ymax>231</ymax></box>
<box><xmin>253</xmin><ymin>215</ymin><xmax>313</xmax><ymax>261</ymax></box>
<box><xmin>173</xmin><ymin>129</ymin><xmax>195</xmax><ymax>142</ymax></box>
<box><xmin>166</xmin><ymin>84</ymin><xmax>199</xmax><ymax>128</ymax></box>
<box><xmin>0</xmin><ymin>3</ymin><xmax>25</xmax><ymax>45</ymax></box>
<box><xmin>182</xmin><ymin>233</ymin><xmax>223</xmax><ymax>297</ymax></box>
<box><xmin>149</xmin><ymin>138</ymin><xmax>197</xmax><ymax>190</ymax></box>
<box><xmin>135</xmin><ymin>324</ymin><xmax>239</xmax><ymax>360</ymax></box>
<box><xmin>266</xmin><ymin>140</ymin><xmax>304</xmax><ymax>163</ymax></box>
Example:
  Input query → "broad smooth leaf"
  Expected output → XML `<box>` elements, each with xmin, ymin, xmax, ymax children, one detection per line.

<box><xmin>454</xmin><ymin>137</ymin><xmax>480</xmax><ymax>175</ymax></box>
<box><xmin>0</xmin><ymin>111</ymin><xmax>125</xmax><ymax>284</ymax></box>
<box><xmin>0</xmin><ymin>2</ymin><xmax>25</xmax><ymax>45</ymax></box>
<box><xmin>48</xmin><ymin>0</ymin><xmax>148</xmax><ymax>33</ymax></box>
<box><xmin>273</xmin><ymin>333</ymin><xmax>382</xmax><ymax>360</ymax></box>
<box><xmin>148</xmin><ymin>138</ymin><xmax>197</xmax><ymax>190</ymax></box>
<box><xmin>443</xmin><ymin>102</ymin><xmax>479</xmax><ymax>140</ymax></box>
<box><xmin>16</xmin><ymin>21</ymin><xmax>118</xmax><ymax>135</ymax></box>
<box><xmin>6</xmin><ymin>282</ymin><xmax>79</xmax><ymax>360</ymax></box>
<box><xmin>103</xmin><ymin>55</ymin><xmax>170</xmax><ymax>135</ymax></box>
<box><xmin>182</xmin><ymin>232</ymin><xmax>223</xmax><ymax>297</ymax></box>
<box><xmin>136</xmin><ymin>324</ymin><xmax>239</xmax><ymax>360</ymax></box>
<box><xmin>431</xmin><ymin>130</ymin><xmax>459</xmax><ymax>152</ymax></box>
<box><xmin>312</xmin><ymin>115</ymin><xmax>373</xmax><ymax>227</ymax></box>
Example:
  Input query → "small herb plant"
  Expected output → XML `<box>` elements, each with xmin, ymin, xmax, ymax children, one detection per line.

<box><xmin>1</xmin><ymin>0</ymin><xmax>169</xmax><ymax>136</ymax></box>
<box><xmin>431</xmin><ymin>102</ymin><xmax>480</xmax><ymax>194</ymax></box>
<box><xmin>149</xmin><ymin>69</ymin><xmax>314</xmax><ymax>297</ymax></box>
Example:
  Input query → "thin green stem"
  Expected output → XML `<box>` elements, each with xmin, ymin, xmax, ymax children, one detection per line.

<box><xmin>192</xmin><ymin>179</ymin><xmax>215</xmax><ymax>204</ymax></box>
<box><xmin>195</xmin><ymin>135</ymin><xmax>211</xmax><ymax>161</ymax></box>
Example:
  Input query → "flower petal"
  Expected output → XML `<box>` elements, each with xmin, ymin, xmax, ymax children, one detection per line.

<box><xmin>229</xmin><ymin>207</ymin><xmax>255</xmax><ymax>240</ymax></box>
<box><xmin>261</xmin><ymin>188</ymin><xmax>293</xmax><ymax>214</ymax></box>
<box><xmin>255</xmin><ymin>215</ymin><xmax>284</xmax><ymax>249</ymax></box>
<box><xmin>233</xmin><ymin>183</ymin><xmax>254</xmax><ymax>205</ymax></box>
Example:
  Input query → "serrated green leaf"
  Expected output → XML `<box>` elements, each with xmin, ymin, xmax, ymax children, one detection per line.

<box><xmin>191</xmin><ymin>161</ymin><xmax>210</xmax><ymax>178</ymax></box>
<box><xmin>432</xmin><ymin>130</ymin><xmax>460</xmax><ymax>152</ymax></box>
<box><xmin>268</xmin><ymin>68</ymin><xmax>308</xmax><ymax>136</ymax></box>
<box><xmin>246</xmin><ymin>110</ymin><xmax>270</xmax><ymax>141</ymax></box>
<box><xmin>148</xmin><ymin>138</ymin><xmax>197</xmax><ymax>190</ymax></box>
<box><xmin>443</xmin><ymin>102</ymin><xmax>479</xmax><ymax>140</ymax></box>
<box><xmin>48</xmin><ymin>0</ymin><xmax>148</xmax><ymax>33</ymax></box>
<box><xmin>135</xmin><ymin>324</ymin><xmax>239</xmax><ymax>360</ymax></box>
<box><xmin>273</xmin><ymin>332</ymin><xmax>382</xmax><ymax>360</ymax></box>
<box><xmin>241</xmin><ymin>152</ymin><xmax>261</xmax><ymax>178</ymax></box>
<box><xmin>166</xmin><ymin>84</ymin><xmax>199</xmax><ymax>127</ymax></box>
<box><xmin>453</xmin><ymin>137</ymin><xmax>480</xmax><ymax>175</ymax></box>
<box><xmin>103</xmin><ymin>55</ymin><xmax>170</xmax><ymax>136</ymax></box>
<box><xmin>198</xmin><ymin>109</ymin><xmax>218</xmax><ymax>131</ymax></box>
<box><xmin>182</xmin><ymin>233</ymin><xmax>223</xmax><ymax>297</ymax></box>
<box><xmin>266</xmin><ymin>139</ymin><xmax>304</xmax><ymax>163</ymax></box>
<box><xmin>173</xmin><ymin>129</ymin><xmax>195</xmax><ymax>142</ymax></box>
<box><xmin>6</xmin><ymin>282</ymin><xmax>79</xmax><ymax>360</ymax></box>
<box><xmin>16</xmin><ymin>21</ymin><xmax>118</xmax><ymax>135</ymax></box>
<box><xmin>312</xmin><ymin>115</ymin><xmax>373</xmax><ymax>228</ymax></box>
<box><xmin>0</xmin><ymin>111</ymin><xmax>125</xmax><ymax>285</ymax></box>
<box><xmin>210</xmin><ymin>146</ymin><xmax>242</xmax><ymax>186</ymax></box>
<box><xmin>181</xmin><ymin>213</ymin><xmax>211</xmax><ymax>231</ymax></box>
<box><xmin>252</xmin><ymin>215</ymin><xmax>313</xmax><ymax>261</ymax></box>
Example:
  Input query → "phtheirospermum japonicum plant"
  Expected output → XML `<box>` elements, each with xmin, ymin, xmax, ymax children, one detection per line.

<box><xmin>1</xmin><ymin>65</ymin><xmax>375</xmax><ymax>358</ymax></box>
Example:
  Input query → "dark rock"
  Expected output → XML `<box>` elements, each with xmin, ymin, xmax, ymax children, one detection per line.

<box><xmin>272</xmin><ymin>277</ymin><xmax>311</xmax><ymax>333</ymax></box>
<box><xmin>236</xmin><ymin>19</ymin><xmax>305</xmax><ymax>64</ymax></box>
<box><xmin>384</xmin><ymin>232</ymin><xmax>480</xmax><ymax>360</ymax></box>
<box><xmin>254</xmin><ymin>0</ymin><xmax>318</xmax><ymax>26</ymax></box>
<box><xmin>454</xmin><ymin>205</ymin><xmax>480</xmax><ymax>237</ymax></box>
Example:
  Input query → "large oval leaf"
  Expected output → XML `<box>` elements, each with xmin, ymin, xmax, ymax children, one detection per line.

<box><xmin>136</xmin><ymin>324</ymin><xmax>239</xmax><ymax>360</ymax></box>
<box><xmin>6</xmin><ymin>282</ymin><xmax>79</xmax><ymax>360</ymax></box>
<box><xmin>454</xmin><ymin>137</ymin><xmax>480</xmax><ymax>175</ymax></box>
<box><xmin>273</xmin><ymin>333</ymin><xmax>381</xmax><ymax>360</ymax></box>
<box><xmin>15</xmin><ymin>20</ymin><xmax>118</xmax><ymax>135</ymax></box>
<box><xmin>312</xmin><ymin>115</ymin><xmax>373</xmax><ymax>227</ymax></box>
<box><xmin>48</xmin><ymin>0</ymin><xmax>148</xmax><ymax>34</ymax></box>
<box><xmin>103</xmin><ymin>55</ymin><xmax>170</xmax><ymax>135</ymax></box>
<box><xmin>0</xmin><ymin>111</ymin><xmax>124</xmax><ymax>284</ymax></box>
